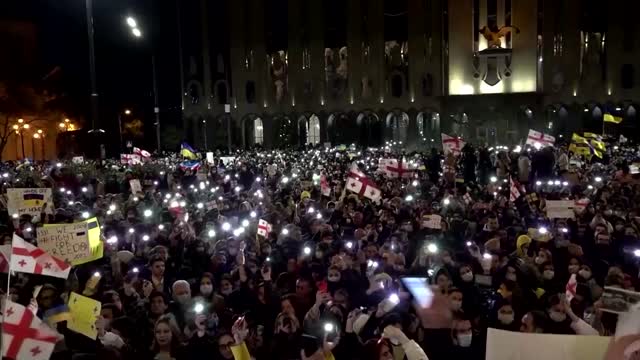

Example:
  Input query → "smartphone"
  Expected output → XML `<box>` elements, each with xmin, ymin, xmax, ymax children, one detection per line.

<box><xmin>400</xmin><ymin>277</ymin><xmax>434</xmax><ymax>308</ymax></box>
<box><xmin>317</xmin><ymin>280</ymin><xmax>328</xmax><ymax>293</ymax></box>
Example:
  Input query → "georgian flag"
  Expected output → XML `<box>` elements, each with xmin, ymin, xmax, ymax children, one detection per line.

<box><xmin>509</xmin><ymin>177</ymin><xmax>522</xmax><ymax>203</ymax></box>
<box><xmin>2</xmin><ymin>300</ymin><xmax>58</xmax><ymax>360</ymax></box>
<box><xmin>0</xmin><ymin>244</ymin><xmax>11</xmax><ymax>273</ymax></box>
<box><xmin>133</xmin><ymin>147</ymin><xmax>151</xmax><ymax>159</ymax></box>
<box><xmin>10</xmin><ymin>234</ymin><xmax>71</xmax><ymax>280</ymax></box>
<box><xmin>382</xmin><ymin>158</ymin><xmax>415</xmax><ymax>179</ymax></box>
<box><xmin>566</xmin><ymin>274</ymin><xmax>577</xmax><ymax>302</ymax></box>
<box><xmin>525</xmin><ymin>129</ymin><xmax>555</xmax><ymax>148</ymax></box>
<box><xmin>345</xmin><ymin>165</ymin><xmax>381</xmax><ymax>202</ymax></box>
<box><xmin>257</xmin><ymin>219</ymin><xmax>272</xmax><ymax>237</ymax></box>
<box><xmin>441</xmin><ymin>133</ymin><xmax>465</xmax><ymax>156</ymax></box>
<box><xmin>320</xmin><ymin>174</ymin><xmax>331</xmax><ymax>197</ymax></box>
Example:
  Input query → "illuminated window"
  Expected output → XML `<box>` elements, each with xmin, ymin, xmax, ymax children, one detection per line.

<box><xmin>254</xmin><ymin>118</ymin><xmax>264</xmax><ymax>145</ymax></box>
<box><xmin>306</xmin><ymin>115</ymin><xmax>320</xmax><ymax>145</ymax></box>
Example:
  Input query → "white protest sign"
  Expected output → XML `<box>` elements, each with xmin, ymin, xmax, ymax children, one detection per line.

<box><xmin>546</xmin><ymin>200</ymin><xmax>575</xmax><ymax>219</ymax></box>
<box><xmin>206</xmin><ymin>152</ymin><xmax>214</xmax><ymax>164</ymax></box>
<box><xmin>219</xmin><ymin>156</ymin><xmax>236</xmax><ymax>165</ymax></box>
<box><xmin>129</xmin><ymin>179</ymin><xmax>142</xmax><ymax>194</ymax></box>
<box><xmin>7</xmin><ymin>188</ymin><xmax>53</xmax><ymax>218</ymax></box>
<box><xmin>486</xmin><ymin>328</ymin><xmax>609</xmax><ymax>360</ymax></box>
<box><xmin>36</xmin><ymin>222</ymin><xmax>92</xmax><ymax>263</ymax></box>
<box><xmin>72</xmin><ymin>156</ymin><xmax>84</xmax><ymax>164</ymax></box>
<box><xmin>422</xmin><ymin>214</ymin><xmax>442</xmax><ymax>229</ymax></box>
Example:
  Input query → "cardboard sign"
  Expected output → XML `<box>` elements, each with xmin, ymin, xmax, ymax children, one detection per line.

<box><xmin>129</xmin><ymin>179</ymin><xmax>142</xmax><ymax>194</ymax></box>
<box><xmin>206</xmin><ymin>152</ymin><xmax>214</xmax><ymax>164</ymax></box>
<box><xmin>422</xmin><ymin>214</ymin><xmax>442</xmax><ymax>229</ymax></box>
<box><xmin>486</xmin><ymin>328</ymin><xmax>609</xmax><ymax>360</ymax></box>
<box><xmin>546</xmin><ymin>200</ymin><xmax>575</xmax><ymax>219</ymax></box>
<box><xmin>67</xmin><ymin>292</ymin><xmax>101</xmax><ymax>339</ymax></box>
<box><xmin>7</xmin><ymin>188</ymin><xmax>53</xmax><ymax>218</ymax></box>
<box><xmin>72</xmin><ymin>156</ymin><xmax>84</xmax><ymax>164</ymax></box>
<box><xmin>36</xmin><ymin>221</ymin><xmax>93</xmax><ymax>263</ymax></box>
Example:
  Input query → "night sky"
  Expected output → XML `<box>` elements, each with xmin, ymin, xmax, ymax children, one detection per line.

<box><xmin>0</xmin><ymin>0</ymin><xmax>181</xmax><ymax>148</ymax></box>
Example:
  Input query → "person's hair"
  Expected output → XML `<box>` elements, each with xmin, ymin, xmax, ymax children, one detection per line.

<box><xmin>102</xmin><ymin>290</ymin><xmax>120</xmax><ymax>304</ymax></box>
<box><xmin>102</xmin><ymin>303</ymin><xmax>123</xmax><ymax>318</ymax></box>
<box><xmin>148</xmin><ymin>255</ymin><xmax>165</xmax><ymax>267</ymax></box>
<box><xmin>200</xmin><ymin>272</ymin><xmax>214</xmax><ymax>283</ymax></box>
<box><xmin>149</xmin><ymin>291</ymin><xmax>167</xmax><ymax>304</ymax></box>
<box><xmin>172</xmin><ymin>279</ymin><xmax>190</xmax><ymax>293</ymax></box>
<box><xmin>362</xmin><ymin>338</ymin><xmax>391</xmax><ymax>359</ymax></box>
<box><xmin>151</xmin><ymin>315</ymin><xmax>182</xmax><ymax>353</ymax></box>
<box><xmin>528</xmin><ymin>310</ymin><xmax>547</xmax><ymax>331</ymax></box>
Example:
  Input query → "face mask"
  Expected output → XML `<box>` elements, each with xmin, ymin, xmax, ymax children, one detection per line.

<box><xmin>543</xmin><ymin>270</ymin><xmax>555</xmax><ymax>280</ymax></box>
<box><xmin>176</xmin><ymin>294</ymin><xmax>191</xmax><ymax>305</ymax></box>
<box><xmin>549</xmin><ymin>311</ymin><xmax>566</xmax><ymax>322</ymax></box>
<box><xmin>583</xmin><ymin>311</ymin><xmax>595</xmax><ymax>325</ymax></box>
<box><xmin>450</xmin><ymin>300</ymin><xmax>462</xmax><ymax>311</ymax></box>
<box><xmin>401</xmin><ymin>225</ymin><xmax>413</xmax><ymax>232</ymax></box>
<box><xmin>200</xmin><ymin>284</ymin><xmax>213</xmax><ymax>296</ymax></box>
<box><xmin>498</xmin><ymin>313</ymin><xmax>514</xmax><ymax>324</ymax></box>
<box><xmin>604</xmin><ymin>210</ymin><xmax>613</xmax><ymax>216</ymax></box>
<box><xmin>221</xmin><ymin>288</ymin><xmax>232</xmax><ymax>296</ymax></box>
<box><xmin>461</xmin><ymin>272</ymin><xmax>474</xmax><ymax>282</ymax></box>
<box><xmin>315</xmin><ymin>251</ymin><xmax>324</xmax><ymax>259</ymax></box>
<box><xmin>578</xmin><ymin>270</ymin><xmax>591</xmax><ymax>280</ymax></box>
<box><xmin>534</xmin><ymin>256</ymin><xmax>546</xmax><ymax>265</ymax></box>
<box><xmin>506</xmin><ymin>273</ymin><xmax>517</xmax><ymax>282</ymax></box>
<box><xmin>457</xmin><ymin>333</ymin><xmax>472</xmax><ymax>347</ymax></box>
<box><xmin>228</xmin><ymin>248</ymin><xmax>238</xmax><ymax>256</ymax></box>
<box><xmin>568</xmin><ymin>265</ymin><xmax>579</xmax><ymax>274</ymax></box>
<box><xmin>327</xmin><ymin>274</ymin><xmax>341</xmax><ymax>282</ymax></box>
<box><xmin>442</xmin><ymin>256</ymin><xmax>453</xmax><ymax>265</ymax></box>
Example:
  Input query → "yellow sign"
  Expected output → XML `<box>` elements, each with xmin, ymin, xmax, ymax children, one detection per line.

<box><xmin>67</xmin><ymin>292</ymin><xmax>101</xmax><ymax>339</ymax></box>
<box><xmin>43</xmin><ymin>218</ymin><xmax>103</xmax><ymax>265</ymax></box>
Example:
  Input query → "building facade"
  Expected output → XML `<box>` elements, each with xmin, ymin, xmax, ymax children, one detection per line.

<box><xmin>177</xmin><ymin>0</ymin><xmax>640</xmax><ymax>151</ymax></box>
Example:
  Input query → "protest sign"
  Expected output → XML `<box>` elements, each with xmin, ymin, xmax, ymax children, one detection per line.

<box><xmin>42</xmin><ymin>218</ymin><xmax>102</xmax><ymax>266</ymax></box>
<box><xmin>546</xmin><ymin>200</ymin><xmax>575</xmax><ymax>219</ymax></box>
<box><xmin>120</xmin><ymin>154</ymin><xmax>142</xmax><ymax>165</ymax></box>
<box><xmin>7</xmin><ymin>188</ymin><xmax>53</xmax><ymax>218</ymax></box>
<box><xmin>486</xmin><ymin>328</ymin><xmax>609</xmax><ymax>360</ymax></box>
<box><xmin>129</xmin><ymin>179</ymin><xmax>142</xmax><ymax>194</ymax></box>
<box><xmin>37</xmin><ymin>222</ymin><xmax>92</xmax><ymax>263</ymax></box>
<box><xmin>206</xmin><ymin>152</ymin><xmax>214</xmax><ymax>164</ymax></box>
<box><xmin>67</xmin><ymin>292</ymin><xmax>101</xmax><ymax>339</ymax></box>
<box><xmin>421</xmin><ymin>214</ymin><xmax>442</xmax><ymax>229</ymax></box>
<box><xmin>601</xmin><ymin>286</ymin><xmax>640</xmax><ymax>314</ymax></box>
<box><xmin>219</xmin><ymin>156</ymin><xmax>236</xmax><ymax>165</ymax></box>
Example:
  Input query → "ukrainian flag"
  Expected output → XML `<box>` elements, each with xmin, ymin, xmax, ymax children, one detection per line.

<box><xmin>23</xmin><ymin>193</ymin><xmax>44</xmax><ymax>208</ymax></box>
<box><xmin>44</xmin><ymin>304</ymin><xmax>72</xmax><ymax>325</ymax></box>
<box><xmin>570</xmin><ymin>136</ymin><xmax>602</xmax><ymax>159</ymax></box>
<box><xmin>603</xmin><ymin>113</ymin><xmax>623</xmax><ymax>124</ymax></box>
<box><xmin>180</xmin><ymin>142</ymin><xmax>198</xmax><ymax>160</ymax></box>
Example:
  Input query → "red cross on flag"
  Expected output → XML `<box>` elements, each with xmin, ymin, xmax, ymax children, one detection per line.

<box><xmin>10</xmin><ymin>234</ymin><xmax>71</xmax><ymax>280</ymax></box>
<box><xmin>441</xmin><ymin>133</ymin><xmax>465</xmax><ymax>156</ymax></box>
<box><xmin>133</xmin><ymin>147</ymin><xmax>151</xmax><ymax>159</ymax></box>
<box><xmin>2</xmin><ymin>300</ymin><xmax>58</xmax><ymax>360</ymax></box>
<box><xmin>383</xmin><ymin>158</ymin><xmax>415</xmax><ymax>179</ymax></box>
<box><xmin>320</xmin><ymin>174</ymin><xmax>331</xmax><ymax>197</ymax></box>
<box><xmin>346</xmin><ymin>164</ymin><xmax>381</xmax><ymax>202</ymax></box>
<box><xmin>509</xmin><ymin>177</ymin><xmax>522</xmax><ymax>203</ymax></box>
<box><xmin>565</xmin><ymin>273</ymin><xmax>577</xmax><ymax>302</ymax></box>
<box><xmin>525</xmin><ymin>129</ymin><xmax>555</xmax><ymax>148</ymax></box>
<box><xmin>0</xmin><ymin>244</ymin><xmax>11</xmax><ymax>273</ymax></box>
<box><xmin>257</xmin><ymin>219</ymin><xmax>272</xmax><ymax>237</ymax></box>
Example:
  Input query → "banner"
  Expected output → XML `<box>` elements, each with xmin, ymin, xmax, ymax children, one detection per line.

<box><xmin>422</xmin><ymin>214</ymin><xmax>442</xmax><ymax>229</ymax></box>
<box><xmin>43</xmin><ymin>218</ymin><xmax>102</xmax><ymax>266</ymax></box>
<box><xmin>546</xmin><ymin>200</ymin><xmax>575</xmax><ymax>219</ymax></box>
<box><xmin>36</xmin><ymin>222</ymin><xmax>93</xmax><ymax>264</ymax></box>
<box><xmin>206</xmin><ymin>152</ymin><xmax>214</xmax><ymax>164</ymax></box>
<box><xmin>219</xmin><ymin>156</ymin><xmax>236</xmax><ymax>165</ymax></box>
<box><xmin>7</xmin><ymin>188</ymin><xmax>53</xmax><ymax>218</ymax></box>
<box><xmin>486</xmin><ymin>328</ymin><xmax>609</xmax><ymax>360</ymax></box>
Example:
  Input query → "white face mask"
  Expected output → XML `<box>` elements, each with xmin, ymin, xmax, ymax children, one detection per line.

<box><xmin>221</xmin><ymin>288</ymin><xmax>232</xmax><ymax>296</ymax></box>
<box><xmin>450</xmin><ymin>300</ymin><xmax>462</xmax><ymax>311</ymax></box>
<box><xmin>534</xmin><ymin>256</ymin><xmax>546</xmax><ymax>265</ymax></box>
<box><xmin>327</xmin><ymin>274</ymin><xmax>341</xmax><ymax>282</ymax></box>
<box><xmin>461</xmin><ymin>272</ymin><xmax>474</xmax><ymax>282</ymax></box>
<box><xmin>549</xmin><ymin>311</ymin><xmax>566</xmax><ymax>322</ymax></box>
<box><xmin>200</xmin><ymin>284</ymin><xmax>213</xmax><ymax>296</ymax></box>
<box><xmin>578</xmin><ymin>269</ymin><xmax>592</xmax><ymax>280</ymax></box>
<box><xmin>457</xmin><ymin>333</ymin><xmax>472</xmax><ymax>347</ymax></box>
<box><xmin>543</xmin><ymin>270</ymin><xmax>555</xmax><ymax>280</ymax></box>
<box><xmin>498</xmin><ymin>313</ymin><xmax>514</xmax><ymax>324</ymax></box>
<box><xmin>568</xmin><ymin>265</ymin><xmax>579</xmax><ymax>274</ymax></box>
<box><xmin>506</xmin><ymin>273</ymin><xmax>517</xmax><ymax>282</ymax></box>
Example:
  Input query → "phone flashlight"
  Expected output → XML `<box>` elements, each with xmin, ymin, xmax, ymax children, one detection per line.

<box><xmin>538</xmin><ymin>227</ymin><xmax>548</xmax><ymax>234</ymax></box>
<box><xmin>346</xmin><ymin>241</ymin><xmax>353</xmax><ymax>249</ymax></box>
<box><xmin>303</xmin><ymin>246</ymin><xmax>311</xmax><ymax>255</ymax></box>
<box><xmin>133</xmin><ymin>267</ymin><xmax>139</xmax><ymax>273</ymax></box>
<box><xmin>323</xmin><ymin>323</ymin><xmax>334</xmax><ymax>333</ymax></box>
<box><xmin>93</xmin><ymin>272</ymin><xmax>101</xmax><ymax>277</ymax></box>
<box><xmin>194</xmin><ymin>303</ymin><xmax>204</xmax><ymax>314</ymax></box>
<box><xmin>388</xmin><ymin>293</ymin><xmax>400</xmax><ymax>305</ymax></box>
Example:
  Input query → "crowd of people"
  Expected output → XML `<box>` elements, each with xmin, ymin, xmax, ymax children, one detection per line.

<box><xmin>1</xmin><ymin>138</ymin><xmax>639</xmax><ymax>360</ymax></box>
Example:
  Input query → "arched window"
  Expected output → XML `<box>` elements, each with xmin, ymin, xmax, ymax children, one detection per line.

<box><xmin>306</xmin><ymin>115</ymin><xmax>320</xmax><ymax>145</ymax></box>
<box><xmin>254</xmin><ymin>118</ymin><xmax>264</xmax><ymax>145</ymax></box>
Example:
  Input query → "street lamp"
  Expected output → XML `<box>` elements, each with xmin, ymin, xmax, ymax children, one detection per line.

<box><xmin>118</xmin><ymin>109</ymin><xmax>132</xmax><ymax>152</ymax></box>
<box><xmin>125</xmin><ymin>16</ymin><xmax>161</xmax><ymax>153</ymax></box>
<box><xmin>12</xmin><ymin>122</ymin><xmax>30</xmax><ymax>159</ymax></box>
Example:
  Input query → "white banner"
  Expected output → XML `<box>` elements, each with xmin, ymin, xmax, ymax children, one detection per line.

<box><xmin>422</xmin><ymin>214</ymin><xmax>442</xmax><ymax>229</ymax></box>
<box><xmin>7</xmin><ymin>188</ymin><xmax>53</xmax><ymax>219</ymax></box>
<box><xmin>486</xmin><ymin>328</ymin><xmax>609</xmax><ymax>360</ymax></box>
<box><xmin>36</xmin><ymin>222</ymin><xmax>92</xmax><ymax>263</ymax></box>
<box><xmin>546</xmin><ymin>200</ymin><xmax>575</xmax><ymax>219</ymax></box>
<box><xmin>129</xmin><ymin>179</ymin><xmax>142</xmax><ymax>194</ymax></box>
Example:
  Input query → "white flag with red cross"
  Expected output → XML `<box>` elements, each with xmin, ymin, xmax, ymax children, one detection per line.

<box><xmin>382</xmin><ymin>158</ymin><xmax>415</xmax><ymax>179</ymax></box>
<box><xmin>509</xmin><ymin>177</ymin><xmax>522</xmax><ymax>203</ymax></box>
<box><xmin>2</xmin><ymin>300</ymin><xmax>58</xmax><ymax>360</ymax></box>
<box><xmin>525</xmin><ymin>129</ymin><xmax>555</xmax><ymax>148</ymax></box>
<box><xmin>0</xmin><ymin>244</ymin><xmax>11</xmax><ymax>273</ymax></box>
<box><xmin>10</xmin><ymin>234</ymin><xmax>71</xmax><ymax>280</ymax></box>
<box><xmin>320</xmin><ymin>174</ymin><xmax>331</xmax><ymax>197</ymax></box>
<box><xmin>441</xmin><ymin>133</ymin><xmax>465</xmax><ymax>156</ymax></box>
<box><xmin>133</xmin><ymin>147</ymin><xmax>151</xmax><ymax>159</ymax></box>
<box><xmin>565</xmin><ymin>274</ymin><xmax>577</xmax><ymax>302</ymax></box>
<box><xmin>257</xmin><ymin>219</ymin><xmax>272</xmax><ymax>237</ymax></box>
<box><xmin>346</xmin><ymin>164</ymin><xmax>381</xmax><ymax>202</ymax></box>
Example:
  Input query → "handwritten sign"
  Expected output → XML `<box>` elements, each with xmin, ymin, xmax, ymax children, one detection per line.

<box><xmin>422</xmin><ymin>214</ymin><xmax>442</xmax><ymax>229</ymax></box>
<box><xmin>7</xmin><ymin>188</ymin><xmax>53</xmax><ymax>219</ymax></box>
<box><xmin>206</xmin><ymin>152</ymin><xmax>214</xmax><ymax>164</ymax></box>
<box><xmin>129</xmin><ymin>179</ymin><xmax>142</xmax><ymax>194</ymax></box>
<box><xmin>68</xmin><ymin>292</ymin><xmax>101</xmax><ymax>339</ymax></box>
<box><xmin>546</xmin><ymin>200</ymin><xmax>575</xmax><ymax>219</ymax></box>
<box><xmin>36</xmin><ymin>221</ymin><xmax>92</xmax><ymax>263</ymax></box>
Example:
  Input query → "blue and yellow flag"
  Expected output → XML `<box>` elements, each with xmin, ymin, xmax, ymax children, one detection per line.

<box><xmin>604</xmin><ymin>113</ymin><xmax>623</xmax><ymax>124</ymax></box>
<box><xmin>180</xmin><ymin>142</ymin><xmax>198</xmax><ymax>159</ymax></box>
<box><xmin>570</xmin><ymin>133</ymin><xmax>602</xmax><ymax>159</ymax></box>
<box><xmin>583</xmin><ymin>132</ymin><xmax>606</xmax><ymax>152</ymax></box>
<box><xmin>44</xmin><ymin>304</ymin><xmax>72</xmax><ymax>326</ymax></box>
